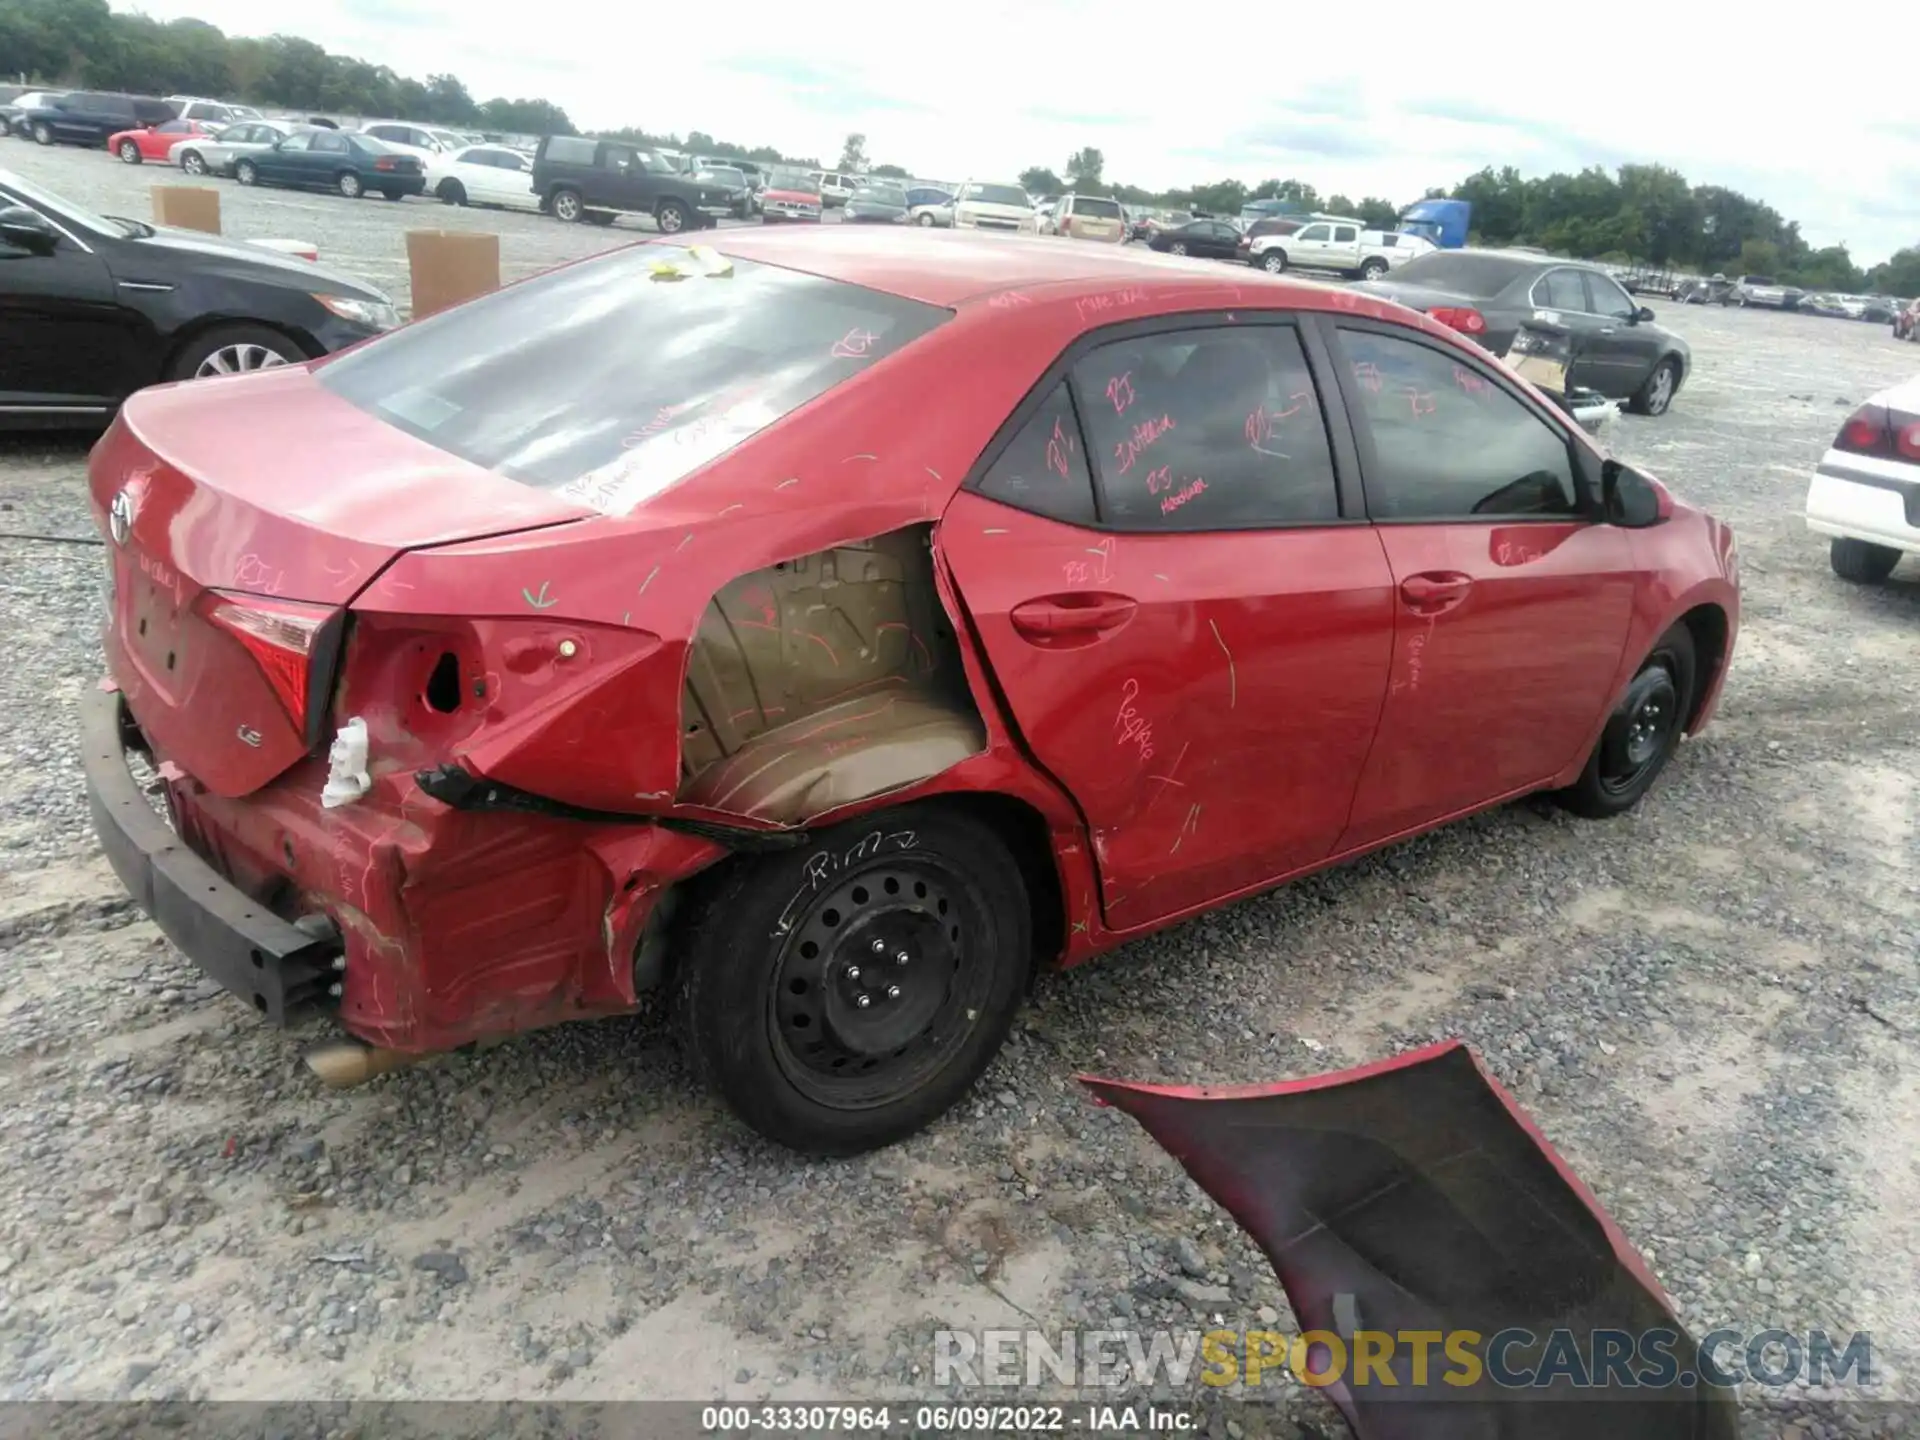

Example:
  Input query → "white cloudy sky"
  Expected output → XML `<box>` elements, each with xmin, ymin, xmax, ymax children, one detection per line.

<box><xmin>123</xmin><ymin>0</ymin><xmax>1920</xmax><ymax>264</ymax></box>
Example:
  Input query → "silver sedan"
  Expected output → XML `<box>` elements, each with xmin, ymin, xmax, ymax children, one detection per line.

<box><xmin>169</xmin><ymin>120</ymin><xmax>304</xmax><ymax>178</ymax></box>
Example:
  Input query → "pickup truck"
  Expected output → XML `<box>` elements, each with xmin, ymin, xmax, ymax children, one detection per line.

<box><xmin>1246</xmin><ymin>219</ymin><xmax>1434</xmax><ymax>279</ymax></box>
<box><xmin>1731</xmin><ymin>275</ymin><xmax>1803</xmax><ymax>310</ymax></box>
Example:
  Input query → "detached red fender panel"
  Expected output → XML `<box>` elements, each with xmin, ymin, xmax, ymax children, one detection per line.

<box><xmin>1082</xmin><ymin>1042</ymin><xmax>1738</xmax><ymax>1440</ymax></box>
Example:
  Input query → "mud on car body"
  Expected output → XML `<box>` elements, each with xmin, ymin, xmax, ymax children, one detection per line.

<box><xmin>83</xmin><ymin>227</ymin><xmax>1740</xmax><ymax>1156</ymax></box>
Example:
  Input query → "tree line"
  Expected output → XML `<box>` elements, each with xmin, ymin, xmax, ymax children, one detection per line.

<box><xmin>6</xmin><ymin>0</ymin><xmax>1914</xmax><ymax>294</ymax></box>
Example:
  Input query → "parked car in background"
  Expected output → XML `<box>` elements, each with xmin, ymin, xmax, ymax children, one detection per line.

<box><xmin>1805</xmin><ymin>376</ymin><xmax>1920</xmax><ymax>584</ymax></box>
<box><xmin>426</xmin><ymin>145</ymin><xmax>541</xmax><ymax>211</ymax></box>
<box><xmin>23</xmin><ymin>92</ymin><xmax>175</xmax><ymax>148</ymax></box>
<box><xmin>1357</xmin><ymin>249</ymin><xmax>1691</xmax><ymax>416</ymax></box>
<box><xmin>171</xmin><ymin>120</ymin><xmax>302</xmax><ymax>177</ymax></box>
<box><xmin>74</xmin><ymin>228</ymin><xmax>1737</xmax><ymax>1156</ymax></box>
<box><xmin>905</xmin><ymin>186</ymin><xmax>953</xmax><ymax>226</ymax></box>
<box><xmin>1731</xmin><ymin>275</ymin><xmax>1801</xmax><ymax>309</ymax></box>
<box><xmin>1674</xmin><ymin>274</ymin><xmax>1736</xmax><ymax>305</ymax></box>
<box><xmin>951</xmin><ymin>180</ymin><xmax>1037</xmax><ymax>234</ymax></box>
<box><xmin>759</xmin><ymin>165</ymin><xmax>823</xmax><ymax>223</ymax></box>
<box><xmin>1048</xmin><ymin>193</ymin><xmax>1126</xmax><ymax>242</ymax></box>
<box><xmin>110</xmin><ymin>118</ymin><xmax>216</xmax><ymax>165</ymax></box>
<box><xmin>236</xmin><ymin>130</ymin><xmax>426</xmax><ymax>201</ymax></box>
<box><xmin>1247</xmin><ymin>219</ymin><xmax>1433</xmax><ymax>279</ymax></box>
<box><xmin>1857</xmin><ymin>296</ymin><xmax>1899</xmax><ymax>324</ymax></box>
<box><xmin>1131</xmin><ymin>210</ymin><xmax>1190</xmax><ymax>243</ymax></box>
<box><xmin>843</xmin><ymin>180</ymin><xmax>910</xmax><ymax>224</ymax></box>
<box><xmin>357</xmin><ymin>122</ymin><xmax>467</xmax><ymax>163</ymax></box>
<box><xmin>1147</xmin><ymin>217</ymin><xmax>1243</xmax><ymax>259</ymax></box>
<box><xmin>1798</xmin><ymin>293</ymin><xmax>1854</xmax><ymax>319</ymax></box>
<box><xmin>164</xmin><ymin>97</ymin><xmax>262</xmax><ymax>125</ymax></box>
<box><xmin>2</xmin><ymin>92</ymin><xmax>68</xmax><ymax>138</ymax></box>
<box><xmin>693</xmin><ymin>163</ymin><xmax>754</xmax><ymax>218</ymax></box>
<box><xmin>808</xmin><ymin>171</ymin><xmax>856</xmax><ymax>207</ymax></box>
<box><xmin>532</xmin><ymin>135</ymin><xmax>731</xmax><ymax>230</ymax></box>
<box><xmin>0</xmin><ymin>166</ymin><xmax>397</xmax><ymax>430</ymax></box>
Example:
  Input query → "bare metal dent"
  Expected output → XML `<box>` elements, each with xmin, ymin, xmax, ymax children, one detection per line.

<box><xmin>677</xmin><ymin>525</ymin><xmax>985</xmax><ymax>825</ymax></box>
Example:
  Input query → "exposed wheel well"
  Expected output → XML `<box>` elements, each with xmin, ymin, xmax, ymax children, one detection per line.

<box><xmin>1677</xmin><ymin>603</ymin><xmax>1728</xmax><ymax>732</ymax></box>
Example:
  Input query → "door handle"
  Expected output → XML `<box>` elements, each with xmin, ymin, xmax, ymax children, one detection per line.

<box><xmin>1009</xmin><ymin>593</ymin><xmax>1137</xmax><ymax>646</ymax></box>
<box><xmin>1599</xmin><ymin>327</ymin><xmax>1617</xmax><ymax>335</ymax></box>
<box><xmin>1399</xmin><ymin>572</ymin><xmax>1473</xmax><ymax>613</ymax></box>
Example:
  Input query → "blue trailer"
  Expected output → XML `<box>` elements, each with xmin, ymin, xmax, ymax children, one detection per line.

<box><xmin>1398</xmin><ymin>198</ymin><xmax>1471</xmax><ymax>249</ymax></box>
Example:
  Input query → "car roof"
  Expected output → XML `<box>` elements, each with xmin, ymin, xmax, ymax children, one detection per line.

<box><xmin>699</xmin><ymin>226</ymin><xmax>1431</xmax><ymax>320</ymax></box>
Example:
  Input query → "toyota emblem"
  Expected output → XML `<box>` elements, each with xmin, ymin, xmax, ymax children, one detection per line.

<box><xmin>108</xmin><ymin>489</ymin><xmax>135</xmax><ymax>547</ymax></box>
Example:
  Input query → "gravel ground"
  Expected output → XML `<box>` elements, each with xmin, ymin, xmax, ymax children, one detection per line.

<box><xmin>2</xmin><ymin>140</ymin><xmax>1919</xmax><ymax>1437</ymax></box>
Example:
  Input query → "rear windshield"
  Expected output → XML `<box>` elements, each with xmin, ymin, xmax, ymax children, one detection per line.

<box><xmin>1070</xmin><ymin>197</ymin><xmax>1122</xmax><ymax>218</ymax></box>
<box><xmin>963</xmin><ymin>183</ymin><xmax>1029</xmax><ymax>207</ymax></box>
<box><xmin>1385</xmin><ymin>252</ymin><xmax>1531</xmax><ymax>298</ymax></box>
<box><xmin>317</xmin><ymin>246</ymin><xmax>950</xmax><ymax>512</ymax></box>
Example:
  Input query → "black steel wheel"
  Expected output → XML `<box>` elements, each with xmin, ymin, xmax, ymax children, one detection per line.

<box><xmin>676</xmin><ymin>803</ymin><xmax>1031</xmax><ymax>1155</ymax></box>
<box><xmin>1557</xmin><ymin>624</ymin><xmax>1697</xmax><ymax>819</ymax></box>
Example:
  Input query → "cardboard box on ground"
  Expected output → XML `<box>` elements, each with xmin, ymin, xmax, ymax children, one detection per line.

<box><xmin>406</xmin><ymin>231</ymin><xmax>501</xmax><ymax>319</ymax></box>
<box><xmin>150</xmin><ymin>186</ymin><xmax>220</xmax><ymax>235</ymax></box>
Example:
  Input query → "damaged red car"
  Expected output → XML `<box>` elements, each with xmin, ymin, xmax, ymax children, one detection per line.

<box><xmin>83</xmin><ymin>229</ymin><xmax>1739</xmax><ymax>1155</ymax></box>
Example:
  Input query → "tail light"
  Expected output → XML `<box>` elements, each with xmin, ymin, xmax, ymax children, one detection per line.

<box><xmin>200</xmin><ymin>592</ymin><xmax>342</xmax><ymax>742</ymax></box>
<box><xmin>1835</xmin><ymin>402</ymin><xmax>1920</xmax><ymax>462</ymax></box>
<box><xmin>374</xmin><ymin>157</ymin><xmax>396</xmax><ymax>171</ymax></box>
<box><xmin>1428</xmin><ymin>306</ymin><xmax>1488</xmax><ymax>338</ymax></box>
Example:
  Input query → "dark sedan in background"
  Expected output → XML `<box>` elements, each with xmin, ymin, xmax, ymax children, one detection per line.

<box><xmin>1146</xmin><ymin>217</ymin><xmax>1243</xmax><ymax>259</ymax></box>
<box><xmin>844</xmin><ymin>181</ymin><xmax>910</xmax><ymax>224</ymax></box>
<box><xmin>1356</xmin><ymin>249</ymin><xmax>1692</xmax><ymax>416</ymax></box>
<box><xmin>21</xmin><ymin>91</ymin><xmax>176</xmax><ymax>148</ymax></box>
<box><xmin>1</xmin><ymin>168</ymin><xmax>398</xmax><ymax>430</ymax></box>
<box><xmin>235</xmin><ymin>130</ymin><xmax>425</xmax><ymax>200</ymax></box>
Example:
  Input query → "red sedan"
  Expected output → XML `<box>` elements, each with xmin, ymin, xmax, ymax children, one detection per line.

<box><xmin>82</xmin><ymin>231</ymin><xmax>1739</xmax><ymax>1155</ymax></box>
<box><xmin>110</xmin><ymin>118</ymin><xmax>214</xmax><ymax>164</ymax></box>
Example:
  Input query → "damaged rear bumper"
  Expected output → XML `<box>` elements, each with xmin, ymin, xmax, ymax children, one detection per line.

<box><xmin>81</xmin><ymin>688</ymin><xmax>342</xmax><ymax>1023</ymax></box>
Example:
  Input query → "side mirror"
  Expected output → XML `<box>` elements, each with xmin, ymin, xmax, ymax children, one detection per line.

<box><xmin>0</xmin><ymin>205</ymin><xmax>58</xmax><ymax>255</ymax></box>
<box><xmin>1636</xmin><ymin>306</ymin><xmax>1656</xmax><ymax>323</ymax></box>
<box><xmin>1601</xmin><ymin>458</ymin><xmax>1669</xmax><ymax>528</ymax></box>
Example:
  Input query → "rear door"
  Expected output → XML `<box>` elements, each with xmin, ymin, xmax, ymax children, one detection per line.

<box><xmin>941</xmin><ymin>315</ymin><xmax>1396</xmax><ymax>930</ymax></box>
<box><xmin>1322</xmin><ymin>319</ymin><xmax>1638</xmax><ymax>848</ymax></box>
<box><xmin>1328</xmin><ymin>223</ymin><xmax>1361</xmax><ymax>269</ymax></box>
<box><xmin>1530</xmin><ymin>267</ymin><xmax>1612</xmax><ymax>391</ymax></box>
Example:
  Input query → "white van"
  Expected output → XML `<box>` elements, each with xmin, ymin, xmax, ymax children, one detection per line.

<box><xmin>808</xmin><ymin>171</ymin><xmax>856</xmax><ymax>207</ymax></box>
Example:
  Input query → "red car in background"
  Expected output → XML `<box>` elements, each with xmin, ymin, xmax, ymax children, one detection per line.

<box><xmin>110</xmin><ymin>117</ymin><xmax>215</xmax><ymax>164</ymax></box>
<box><xmin>82</xmin><ymin>231</ymin><xmax>1739</xmax><ymax>1156</ymax></box>
<box><xmin>758</xmin><ymin>162</ymin><xmax>824</xmax><ymax>222</ymax></box>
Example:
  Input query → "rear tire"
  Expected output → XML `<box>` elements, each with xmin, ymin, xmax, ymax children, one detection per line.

<box><xmin>118</xmin><ymin>140</ymin><xmax>141</xmax><ymax>164</ymax></box>
<box><xmin>1170</xmin><ymin>241</ymin><xmax>1188</xmax><ymax>255</ymax></box>
<box><xmin>675</xmin><ymin>803</ymin><xmax>1032</xmax><ymax>1157</ymax></box>
<box><xmin>337</xmin><ymin>171</ymin><xmax>362</xmax><ymax>199</ymax></box>
<box><xmin>438</xmin><ymin>179</ymin><xmax>466</xmax><ymax>206</ymax></box>
<box><xmin>1556</xmin><ymin>624</ymin><xmax>1696</xmax><ymax>819</ymax></box>
<box><xmin>916</xmin><ymin>211</ymin><xmax>935</xmax><ymax>226</ymax></box>
<box><xmin>235</xmin><ymin>159</ymin><xmax>258</xmax><ymax>186</ymax></box>
<box><xmin>551</xmin><ymin>187</ymin><xmax>583</xmax><ymax>222</ymax></box>
<box><xmin>1360</xmin><ymin>257</ymin><xmax>1387</xmax><ymax>280</ymax></box>
<box><xmin>31</xmin><ymin>122</ymin><xmax>53</xmax><ymax>146</ymax></box>
<box><xmin>1261</xmin><ymin>250</ymin><xmax>1286</xmax><ymax>274</ymax></box>
<box><xmin>1830</xmin><ymin>537</ymin><xmax>1901</xmax><ymax>584</ymax></box>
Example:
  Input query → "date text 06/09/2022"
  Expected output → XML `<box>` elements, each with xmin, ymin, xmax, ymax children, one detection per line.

<box><xmin>699</xmin><ymin>1403</ymin><xmax>1198</xmax><ymax>1433</ymax></box>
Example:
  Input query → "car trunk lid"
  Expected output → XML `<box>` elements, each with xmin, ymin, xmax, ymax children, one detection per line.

<box><xmin>93</xmin><ymin>367</ymin><xmax>585</xmax><ymax>797</ymax></box>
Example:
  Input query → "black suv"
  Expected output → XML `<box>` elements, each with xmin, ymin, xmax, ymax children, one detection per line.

<box><xmin>24</xmin><ymin>92</ymin><xmax>176</xmax><ymax>148</ymax></box>
<box><xmin>531</xmin><ymin>136</ymin><xmax>733</xmax><ymax>232</ymax></box>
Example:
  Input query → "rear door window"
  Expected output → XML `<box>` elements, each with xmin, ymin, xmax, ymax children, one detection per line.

<box><xmin>1073</xmin><ymin>324</ymin><xmax>1340</xmax><ymax>529</ymax></box>
<box><xmin>541</xmin><ymin>135</ymin><xmax>595</xmax><ymax>165</ymax></box>
<box><xmin>317</xmin><ymin>246</ymin><xmax>951</xmax><ymax>511</ymax></box>
<box><xmin>1539</xmin><ymin>269</ymin><xmax>1586</xmax><ymax>311</ymax></box>
<box><xmin>974</xmin><ymin>383</ymin><xmax>1098</xmax><ymax>525</ymax></box>
<box><xmin>311</xmin><ymin>131</ymin><xmax>348</xmax><ymax>154</ymax></box>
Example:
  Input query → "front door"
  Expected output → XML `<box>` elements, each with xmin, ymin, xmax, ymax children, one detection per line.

<box><xmin>0</xmin><ymin>214</ymin><xmax>143</xmax><ymax>407</ymax></box>
<box><xmin>256</xmin><ymin>132</ymin><xmax>312</xmax><ymax>183</ymax></box>
<box><xmin>1324</xmin><ymin>320</ymin><xmax>1638</xmax><ymax>849</ymax></box>
<box><xmin>942</xmin><ymin>317</ymin><xmax>1396</xmax><ymax>930</ymax></box>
